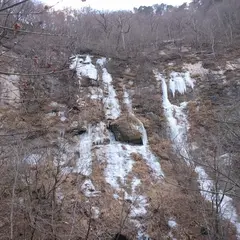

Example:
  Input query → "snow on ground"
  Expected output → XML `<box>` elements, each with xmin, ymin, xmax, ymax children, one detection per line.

<box><xmin>45</xmin><ymin>102</ymin><xmax>67</xmax><ymax>122</ymax></box>
<box><xmin>70</xmin><ymin>55</ymin><xmax>98</xmax><ymax>80</ymax></box>
<box><xmin>183</xmin><ymin>62</ymin><xmax>209</xmax><ymax>76</ymax></box>
<box><xmin>195</xmin><ymin>166</ymin><xmax>240</xmax><ymax>238</ymax></box>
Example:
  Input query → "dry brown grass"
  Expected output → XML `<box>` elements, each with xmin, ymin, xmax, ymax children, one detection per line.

<box><xmin>147</xmin><ymin>179</ymin><xmax>211</xmax><ymax>240</ymax></box>
<box><xmin>149</xmin><ymin>139</ymin><xmax>172</xmax><ymax>161</ymax></box>
<box><xmin>130</xmin><ymin>153</ymin><xmax>152</xmax><ymax>182</ymax></box>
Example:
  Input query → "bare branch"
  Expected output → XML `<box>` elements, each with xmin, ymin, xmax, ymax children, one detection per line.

<box><xmin>0</xmin><ymin>0</ymin><xmax>29</xmax><ymax>12</ymax></box>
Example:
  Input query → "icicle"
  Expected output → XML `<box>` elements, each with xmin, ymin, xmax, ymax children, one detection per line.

<box><xmin>97</xmin><ymin>58</ymin><xmax>121</xmax><ymax>119</ymax></box>
<box><xmin>169</xmin><ymin>71</ymin><xmax>194</xmax><ymax>97</ymax></box>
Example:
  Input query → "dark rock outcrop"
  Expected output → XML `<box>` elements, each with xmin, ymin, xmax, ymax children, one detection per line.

<box><xmin>109</xmin><ymin>114</ymin><xmax>143</xmax><ymax>145</ymax></box>
<box><xmin>113</xmin><ymin>233</ymin><xmax>129</xmax><ymax>240</ymax></box>
<box><xmin>66</xmin><ymin>121</ymin><xmax>87</xmax><ymax>135</ymax></box>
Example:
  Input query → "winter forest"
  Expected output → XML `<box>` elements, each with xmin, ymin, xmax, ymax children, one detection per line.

<box><xmin>0</xmin><ymin>0</ymin><xmax>240</xmax><ymax>240</ymax></box>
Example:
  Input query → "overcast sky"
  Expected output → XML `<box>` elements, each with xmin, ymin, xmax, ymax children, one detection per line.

<box><xmin>42</xmin><ymin>0</ymin><xmax>190</xmax><ymax>11</ymax></box>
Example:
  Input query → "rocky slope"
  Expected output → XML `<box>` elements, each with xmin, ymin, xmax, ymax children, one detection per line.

<box><xmin>0</xmin><ymin>47</ymin><xmax>240</xmax><ymax>239</ymax></box>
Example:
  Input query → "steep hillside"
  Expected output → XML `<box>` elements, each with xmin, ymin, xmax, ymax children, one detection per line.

<box><xmin>0</xmin><ymin>44</ymin><xmax>240</xmax><ymax>240</ymax></box>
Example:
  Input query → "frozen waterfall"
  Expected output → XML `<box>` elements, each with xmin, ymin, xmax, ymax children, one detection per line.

<box><xmin>155</xmin><ymin>70</ymin><xmax>240</xmax><ymax>239</ymax></box>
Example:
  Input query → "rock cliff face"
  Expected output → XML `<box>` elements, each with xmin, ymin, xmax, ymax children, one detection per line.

<box><xmin>0</xmin><ymin>50</ymin><xmax>240</xmax><ymax>239</ymax></box>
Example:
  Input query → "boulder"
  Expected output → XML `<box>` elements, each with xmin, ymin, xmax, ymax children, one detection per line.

<box><xmin>66</xmin><ymin>121</ymin><xmax>87</xmax><ymax>135</ymax></box>
<box><xmin>158</xmin><ymin>152</ymin><xmax>170</xmax><ymax>160</ymax></box>
<box><xmin>109</xmin><ymin>114</ymin><xmax>143</xmax><ymax>145</ymax></box>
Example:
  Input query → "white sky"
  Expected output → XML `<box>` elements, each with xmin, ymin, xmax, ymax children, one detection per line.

<box><xmin>42</xmin><ymin>0</ymin><xmax>190</xmax><ymax>11</ymax></box>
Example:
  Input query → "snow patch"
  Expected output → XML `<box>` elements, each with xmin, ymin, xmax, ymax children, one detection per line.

<box><xmin>168</xmin><ymin>219</ymin><xmax>177</xmax><ymax>228</ymax></box>
<box><xmin>132</xmin><ymin>144</ymin><xmax>163</xmax><ymax>177</ymax></box>
<box><xmin>24</xmin><ymin>154</ymin><xmax>42</xmax><ymax>165</ymax></box>
<box><xmin>0</xmin><ymin>74</ymin><xmax>20</xmax><ymax>107</ymax></box>
<box><xmin>91</xmin><ymin>206</ymin><xmax>100</xmax><ymax>219</ymax></box>
<box><xmin>226</xmin><ymin>61</ymin><xmax>240</xmax><ymax>70</ymax></box>
<box><xmin>128</xmin><ymin>194</ymin><xmax>148</xmax><ymax>217</ymax></box>
<box><xmin>126</xmin><ymin>178</ymin><xmax>148</xmax><ymax>218</ymax></box>
<box><xmin>88</xmin><ymin>87</ymin><xmax>103</xmax><ymax>100</ymax></box>
<box><xmin>191</xmin><ymin>142</ymin><xmax>199</xmax><ymax>151</ymax></box>
<box><xmin>183</xmin><ymin>62</ymin><xmax>209</xmax><ymax>76</ymax></box>
<box><xmin>49</xmin><ymin>101</ymin><xmax>65</xmax><ymax>108</ymax></box>
<box><xmin>58</xmin><ymin>111</ymin><xmax>67</xmax><ymax>122</ymax></box>
<box><xmin>96</xmin><ymin>57</ymin><xmax>107</xmax><ymax>66</ymax></box>
<box><xmin>219</xmin><ymin>153</ymin><xmax>232</xmax><ymax>166</ymax></box>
